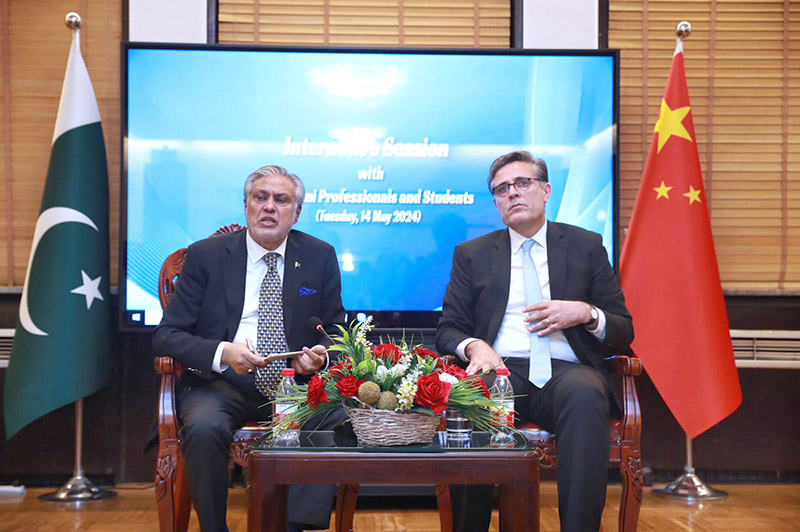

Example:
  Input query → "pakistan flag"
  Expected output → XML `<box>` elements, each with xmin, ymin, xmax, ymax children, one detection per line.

<box><xmin>4</xmin><ymin>35</ymin><xmax>111</xmax><ymax>439</ymax></box>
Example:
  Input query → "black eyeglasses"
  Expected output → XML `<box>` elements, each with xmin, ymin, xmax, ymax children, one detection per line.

<box><xmin>491</xmin><ymin>177</ymin><xmax>546</xmax><ymax>198</ymax></box>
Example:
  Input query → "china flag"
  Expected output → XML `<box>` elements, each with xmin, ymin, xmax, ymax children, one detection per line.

<box><xmin>620</xmin><ymin>40</ymin><xmax>742</xmax><ymax>439</ymax></box>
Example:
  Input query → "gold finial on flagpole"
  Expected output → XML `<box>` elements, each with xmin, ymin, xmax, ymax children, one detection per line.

<box><xmin>675</xmin><ymin>21</ymin><xmax>692</xmax><ymax>40</ymax></box>
<box><xmin>65</xmin><ymin>12</ymin><xmax>81</xmax><ymax>48</ymax></box>
<box><xmin>65</xmin><ymin>12</ymin><xmax>81</xmax><ymax>30</ymax></box>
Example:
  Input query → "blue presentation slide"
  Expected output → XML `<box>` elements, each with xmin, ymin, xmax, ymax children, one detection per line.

<box><xmin>125</xmin><ymin>48</ymin><xmax>615</xmax><ymax>325</ymax></box>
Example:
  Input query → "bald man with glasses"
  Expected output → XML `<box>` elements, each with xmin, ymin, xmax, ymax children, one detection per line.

<box><xmin>436</xmin><ymin>151</ymin><xmax>634</xmax><ymax>532</ymax></box>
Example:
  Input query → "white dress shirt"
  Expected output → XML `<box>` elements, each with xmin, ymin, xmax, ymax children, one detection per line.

<box><xmin>457</xmin><ymin>221</ymin><xmax>606</xmax><ymax>363</ymax></box>
<box><xmin>212</xmin><ymin>231</ymin><xmax>287</xmax><ymax>373</ymax></box>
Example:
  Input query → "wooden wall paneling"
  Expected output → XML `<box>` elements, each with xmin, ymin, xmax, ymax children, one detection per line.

<box><xmin>218</xmin><ymin>0</ymin><xmax>510</xmax><ymax>49</ymax></box>
<box><xmin>610</xmin><ymin>0</ymin><xmax>800</xmax><ymax>292</ymax></box>
<box><xmin>3</xmin><ymin>1</ymin><xmax>120</xmax><ymax>289</ymax></box>
<box><xmin>1</xmin><ymin>0</ymin><xmax>11</xmax><ymax>286</ymax></box>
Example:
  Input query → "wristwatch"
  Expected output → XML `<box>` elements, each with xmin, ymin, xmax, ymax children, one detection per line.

<box><xmin>586</xmin><ymin>305</ymin><xmax>599</xmax><ymax>325</ymax></box>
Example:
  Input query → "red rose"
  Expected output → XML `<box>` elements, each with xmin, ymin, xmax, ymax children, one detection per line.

<box><xmin>443</xmin><ymin>364</ymin><xmax>468</xmax><ymax>381</ymax></box>
<box><xmin>306</xmin><ymin>375</ymin><xmax>329</xmax><ymax>408</ymax></box>
<box><xmin>414</xmin><ymin>373</ymin><xmax>451</xmax><ymax>414</ymax></box>
<box><xmin>466</xmin><ymin>376</ymin><xmax>491</xmax><ymax>399</ymax></box>
<box><xmin>373</xmin><ymin>343</ymin><xmax>401</xmax><ymax>364</ymax></box>
<box><xmin>335</xmin><ymin>375</ymin><xmax>364</xmax><ymax>397</ymax></box>
<box><xmin>412</xmin><ymin>346</ymin><xmax>437</xmax><ymax>360</ymax></box>
<box><xmin>329</xmin><ymin>359</ymin><xmax>352</xmax><ymax>378</ymax></box>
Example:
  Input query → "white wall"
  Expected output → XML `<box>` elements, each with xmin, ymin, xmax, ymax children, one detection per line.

<box><xmin>128</xmin><ymin>0</ymin><xmax>208</xmax><ymax>43</ymax></box>
<box><xmin>523</xmin><ymin>0</ymin><xmax>599</xmax><ymax>49</ymax></box>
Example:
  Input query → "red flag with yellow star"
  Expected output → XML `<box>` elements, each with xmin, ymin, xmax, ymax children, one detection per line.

<box><xmin>620</xmin><ymin>40</ymin><xmax>741</xmax><ymax>439</ymax></box>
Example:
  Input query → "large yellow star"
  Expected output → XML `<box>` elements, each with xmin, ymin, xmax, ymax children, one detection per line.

<box><xmin>683</xmin><ymin>185</ymin><xmax>702</xmax><ymax>205</ymax></box>
<box><xmin>653</xmin><ymin>181</ymin><xmax>673</xmax><ymax>199</ymax></box>
<box><xmin>654</xmin><ymin>99</ymin><xmax>693</xmax><ymax>153</ymax></box>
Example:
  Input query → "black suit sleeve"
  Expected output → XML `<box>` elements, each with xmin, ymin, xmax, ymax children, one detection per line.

<box><xmin>152</xmin><ymin>244</ymin><xmax>222</xmax><ymax>379</ymax></box>
<box><xmin>585</xmin><ymin>232</ymin><xmax>633</xmax><ymax>354</ymax></box>
<box><xmin>436</xmin><ymin>243</ymin><xmax>476</xmax><ymax>356</ymax></box>
<box><xmin>318</xmin><ymin>245</ymin><xmax>346</xmax><ymax>348</ymax></box>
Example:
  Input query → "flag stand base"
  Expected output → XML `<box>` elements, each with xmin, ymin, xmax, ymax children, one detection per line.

<box><xmin>652</xmin><ymin>469</ymin><xmax>728</xmax><ymax>501</ymax></box>
<box><xmin>652</xmin><ymin>433</ymin><xmax>728</xmax><ymax>501</ymax></box>
<box><xmin>38</xmin><ymin>472</ymin><xmax>116</xmax><ymax>502</ymax></box>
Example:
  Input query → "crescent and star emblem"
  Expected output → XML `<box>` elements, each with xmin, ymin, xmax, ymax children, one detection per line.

<box><xmin>18</xmin><ymin>207</ymin><xmax>100</xmax><ymax>336</ymax></box>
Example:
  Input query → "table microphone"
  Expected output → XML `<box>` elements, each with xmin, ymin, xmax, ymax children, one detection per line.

<box><xmin>309</xmin><ymin>316</ymin><xmax>335</xmax><ymax>344</ymax></box>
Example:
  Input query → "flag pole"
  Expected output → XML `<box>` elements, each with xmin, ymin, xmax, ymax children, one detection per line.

<box><xmin>652</xmin><ymin>432</ymin><xmax>728</xmax><ymax>501</ymax></box>
<box><xmin>37</xmin><ymin>14</ymin><xmax>116</xmax><ymax>503</ymax></box>
<box><xmin>649</xmin><ymin>21</ymin><xmax>729</xmax><ymax>502</ymax></box>
<box><xmin>39</xmin><ymin>398</ymin><xmax>116</xmax><ymax>502</ymax></box>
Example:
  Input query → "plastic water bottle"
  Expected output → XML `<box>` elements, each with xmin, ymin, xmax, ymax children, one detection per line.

<box><xmin>489</xmin><ymin>367</ymin><xmax>515</xmax><ymax>447</ymax></box>
<box><xmin>273</xmin><ymin>368</ymin><xmax>300</xmax><ymax>447</ymax></box>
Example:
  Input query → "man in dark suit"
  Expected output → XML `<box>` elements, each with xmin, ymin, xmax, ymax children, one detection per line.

<box><xmin>436</xmin><ymin>151</ymin><xmax>634</xmax><ymax>532</ymax></box>
<box><xmin>153</xmin><ymin>165</ymin><xmax>346</xmax><ymax>532</ymax></box>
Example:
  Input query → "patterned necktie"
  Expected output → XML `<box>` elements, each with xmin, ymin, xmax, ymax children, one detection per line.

<box><xmin>521</xmin><ymin>239</ymin><xmax>551</xmax><ymax>387</ymax></box>
<box><xmin>254</xmin><ymin>252</ymin><xmax>289</xmax><ymax>398</ymax></box>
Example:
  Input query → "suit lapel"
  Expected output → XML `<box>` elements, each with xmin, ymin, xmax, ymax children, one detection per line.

<box><xmin>223</xmin><ymin>230</ymin><xmax>248</xmax><ymax>341</ymax></box>
<box><xmin>487</xmin><ymin>230</ymin><xmax>511</xmax><ymax>343</ymax></box>
<box><xmin>282</xmin><ymin>231</ymin><xmax>302</xmax><ymax>337</ymax></box>
<box><xmin>547</xmin><ymin>222</ymin><xmax>567</xmax><ymax>300</ymax></box>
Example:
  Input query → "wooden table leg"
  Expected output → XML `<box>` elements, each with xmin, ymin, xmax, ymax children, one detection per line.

<box><xmin>335</xmin><ymin>484</ymin><xmax>359</xmax><ymax>532</ymax></box>
<box><xmin>435</xmin><ymin>484</ymin><xmax>453</xmax><ymax>532</ymax></box>
<box><xmin>248</xmin><ymin>456</ymin><xmax>287</xmax><ymax>532</ymax></box>
<box><xmin>498</xmin><ymin>454</ymin><xmax>539</xmax><ymax>532</ymax></box>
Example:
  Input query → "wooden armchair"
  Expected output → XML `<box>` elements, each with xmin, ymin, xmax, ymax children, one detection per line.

<box><xmin>333</xmin><ymin>355</ymin><xmax>642</xmax><ymax>532</ymax></box>
<box><xmin>521</xmin><ymin>355</ymin><xmax>643</xmax><ymax>532</ymax></box>
<box><xmin>153</xmin><ymin>224</ymin><xmax>271</xmax><ymax>532</ymax></box>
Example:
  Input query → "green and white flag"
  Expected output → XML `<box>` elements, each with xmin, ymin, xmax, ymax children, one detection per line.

<box><xmin>4</xmin><ymin>33</ymin><xmax>111</xmax><ymax>439</ymax></box>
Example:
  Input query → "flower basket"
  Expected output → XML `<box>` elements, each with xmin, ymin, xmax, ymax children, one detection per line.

<box><xmin>269</xmin><ymin>317</ymin><xmax>506</xmax><ymax>446</ymax></box>
<box><xmin>345</xmin><ymin>405</ymin><xmax>441</xmax><ymax>447</ymax></box>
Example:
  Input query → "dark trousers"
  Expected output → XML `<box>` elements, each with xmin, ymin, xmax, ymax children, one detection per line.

<box><xmin>179</xmin><ymin>377</ymin><xmax>345</xmax><ymax>532</ymax></box>
<box><xmin>451</xmin><ymin>359</ymin><xmax>611</xmax><ymax>532</ymax></box>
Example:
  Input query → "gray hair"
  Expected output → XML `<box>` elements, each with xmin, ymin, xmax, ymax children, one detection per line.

<box><xmin>243</xmin><ymin>165</ymin><xmax>305</xmax><ymax>206</ymax></box>
<box><xmin>487</xmin><ymin>151</ymin><xmax>548</xmax><ymax>192</ymax></box>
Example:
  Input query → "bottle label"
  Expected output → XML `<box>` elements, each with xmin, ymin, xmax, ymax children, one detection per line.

<box><xmin>492</xmin><ymin>399</ymin><xmax>514</xmax><ymax>427</ymax></box>
<box><xmin>274</xmin><ymin>403</ymin><xmax>300</xmax><ymax>429</ymax></box>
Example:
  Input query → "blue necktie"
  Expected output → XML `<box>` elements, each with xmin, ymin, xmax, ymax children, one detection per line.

<box><xmin>521</xmin><ymin>239</ymin><xmax>551</xmax><ymax>387</ymax></box>
<box><xmin>254</xmin><ymin>252</ymin><xmax>288</xmax><ymax>398</ymax></box>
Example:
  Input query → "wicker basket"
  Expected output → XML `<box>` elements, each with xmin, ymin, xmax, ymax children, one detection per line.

<box><xmin>345</xmin><ymin>406</ymin><xmax>441</xmax><ymax>446</ymax></box>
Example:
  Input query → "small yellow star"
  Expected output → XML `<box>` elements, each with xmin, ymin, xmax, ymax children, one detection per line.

<box><xmin>654</xmin><ymin>99</ymin><xmax>693</xmax><ymax>153</ymax></box>
<box><xmin>653</xmin><ymin>181</ymin><xmax>673</xmax><ymax>200</ymax></box>
<box><xmin>683</xmin><ymin>185</ymin><xmax>702</xmax><ymax>205</ymax></box>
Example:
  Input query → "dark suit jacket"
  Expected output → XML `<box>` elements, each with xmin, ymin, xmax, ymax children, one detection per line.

<box><xmin>436</xmin><ymin>222</ymin><xmax>633</xmax><ymax>407</ymax></box>
<box><xmin>153</xmin><ymin>228</ymin><xmax>346</xmax><ymax>388</ymax></box>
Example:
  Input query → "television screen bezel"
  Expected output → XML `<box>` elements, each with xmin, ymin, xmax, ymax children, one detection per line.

<box><xmin>119</xmin><ymin>42</ymin><xmax>620</xmax><ymax>334</ymax></box>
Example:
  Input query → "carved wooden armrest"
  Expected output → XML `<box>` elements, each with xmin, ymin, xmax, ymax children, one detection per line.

<box><xmin>609</xmin><ymin>355</ymin><xmax>642</xmax><ymax>377</ymax></box>
<box><xmin>155</xmin><ymin>356</ymin><xmax>180</xmax><ymax>376</ymax></box>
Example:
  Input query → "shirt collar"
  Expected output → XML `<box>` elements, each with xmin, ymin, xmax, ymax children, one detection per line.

<box><xmin>246</xmin><ymin>230</ymin><xmax>288</xmax><ymax>264</ymax></box>
<box><xmin>509</xmin><ymin>220</ymin><xmax>548</xmax><ymax>255</ymax></box>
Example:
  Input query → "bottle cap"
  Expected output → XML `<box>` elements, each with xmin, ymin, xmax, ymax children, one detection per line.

<box><xmin>281</xmin><ymin>368</ymin><xmax>295</xmax><ymax>377</ymax></box>
<box><xmin>495</xmin><ymin>367</ymin><xmax>509</xmax><ymax>376</ymax></box>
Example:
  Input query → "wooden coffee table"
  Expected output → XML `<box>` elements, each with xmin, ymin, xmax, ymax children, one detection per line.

<box><xmin>247</xmin><ymin>431</ymin><xmax>540</xmax><ymax>532</ymax></box>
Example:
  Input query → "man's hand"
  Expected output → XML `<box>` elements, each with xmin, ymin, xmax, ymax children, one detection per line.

<box><xmin>221</xmin><ymin>342</ymin><xmax>269</xmax><ymax>376</ymax></box>
<box><xmin>464</xmin><ymin>340</ymin><xmax>505</xmax><ymax>376</ymax></box>
<box><xmin>292</xmin><ymin>344</ymin><xmax>327</xmax><ymax>375</ymax></box>
<box><xmin>524</xmin><ymin>300</ymin><xmax>594</xmax><ymax>336</ymax></box>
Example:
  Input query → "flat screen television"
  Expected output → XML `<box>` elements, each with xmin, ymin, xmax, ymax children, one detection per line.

<box><xmin>121</xmin><ymin>44</ymin><xmax>619</xmax><ymax>330</ymax></box>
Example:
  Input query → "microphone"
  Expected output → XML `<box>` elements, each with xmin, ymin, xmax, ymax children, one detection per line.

<box><xmin>309</xmin><ymin>316</ymin><xmax>335</xmax><ymax>344</ymax></box>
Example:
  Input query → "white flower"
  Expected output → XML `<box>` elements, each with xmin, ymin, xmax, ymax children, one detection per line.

<box><xmin>396</xmin><ymin>381</ymin><xmax>417</xmax><ymax>411</ymax></box>
<box><xmin>390</xmin><ymin>363</ymin><xmax>408</xmax><ymax>378</ymax></box>
<box><xmin>395</xmin><ymin>369</ymin><xmax>422</xmax><ymax>411</ymax></box>
<box><xmin>376</xmin><ymin>365</ymin><xmax>389</xmax><ymax>382</ymax></box>
<box><xmin>438</xmin><ymin>373</ymin><xmax>458</xmax><ymax>385</ymax></box>
<box><xmin>354</xmin><ymin>316</ymin><xmax>374</xmax><ymax>349</ymax></box>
